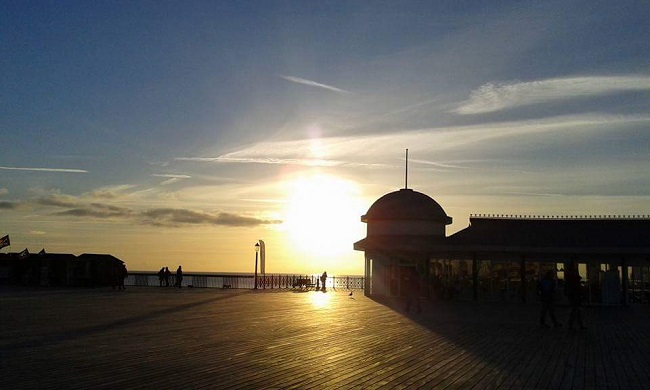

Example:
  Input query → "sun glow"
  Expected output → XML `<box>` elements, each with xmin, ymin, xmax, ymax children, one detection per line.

<box><xmin>282</xmin><ymin>174</ymin><xmax>364</xmax><ymax>260</ymax></box>
<box><xmin>309</xmin><ymin>291</ymin><xmax>333</xmax><ymax>308</ymax></box>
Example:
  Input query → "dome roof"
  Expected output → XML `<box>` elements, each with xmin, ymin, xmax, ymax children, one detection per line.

<box><xmin>362</xmin><ymin>188</ymin><xmax>452</xmax><ymax>224</ymax></box>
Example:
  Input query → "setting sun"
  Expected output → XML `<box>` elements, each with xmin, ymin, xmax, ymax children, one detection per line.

<box><xmin>282</xmin><ymin>174</ymin><xmax>364</xmax><ymax>259</ymax></box>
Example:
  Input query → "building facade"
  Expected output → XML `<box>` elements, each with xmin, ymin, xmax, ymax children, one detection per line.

<box><xmin>354</xmin><ymin>188</ymin><xmax>650</xmax><ymax>305</ymax></box>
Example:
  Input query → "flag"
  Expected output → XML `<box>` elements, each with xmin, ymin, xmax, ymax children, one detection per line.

<box><xmin>0</xmin><ymin>235</ymin><xmax>9</xmax><ymax>249</ymax></box>
<box><xmin>38</xmin><ymin>248</ymin><xmax>46</xmax><ymax>256</ymax></box>
<box><xmin>19</xmin><ymin>248</ymin><xmax>29</xmax><ymax>259</ymax></box>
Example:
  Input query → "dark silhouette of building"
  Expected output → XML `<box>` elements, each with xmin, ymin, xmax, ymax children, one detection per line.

<box><xmin>0</xmin><ymin>252</ymin><xmax>125</xmax><ymax>287</ymax></box>
<box><xmin>354</xmin><ymin>188</ymin><xmax>650</xmax><ymax>305</ymax></box>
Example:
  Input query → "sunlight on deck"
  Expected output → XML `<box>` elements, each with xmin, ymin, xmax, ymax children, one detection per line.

<box><xmin>309</xmin><ymin>291</ymin><xmax>333</xmax><ymax>309</ymax></box>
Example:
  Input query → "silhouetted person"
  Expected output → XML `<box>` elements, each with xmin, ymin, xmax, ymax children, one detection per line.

<box><xmin>175</xmin><ymin>266</ymin><xmax>183</xmax><ymax>288</ymax></box>
<box><xmin>158</xmin><ymin>267</ymin><xmax>165</xmax><ymax>287</ymax></box>
<box><xmin>565</xmin><ymin>265</ymin><xmax>586</xmax><ymax>330</ymax></box>
<box><xmin>164</xmin><ymin>267</ymin><xmax>171</xmax><ymax>287</ymax></box>
<box><xmin>118</xmin><ymin>263</ymin><xmax>128</xmax><ymax>290</ymax></box>
<box><xmin>320</xmin><ymin>271</ymin><xmax>327</xmax><ymax>292</ymax></box>
<box><xmin>538</xmin><ymin>270</ymin><xmax>561</xmax><ymax>328</ymax></box>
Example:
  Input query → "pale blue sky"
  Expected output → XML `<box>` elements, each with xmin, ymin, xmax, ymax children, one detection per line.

<box><xmin>1</xmin><ymin>0</ymin><xmax>649</xmax><ymax>273</ymax></box>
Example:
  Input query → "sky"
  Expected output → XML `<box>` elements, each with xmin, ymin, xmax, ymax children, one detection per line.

<box><xmin>1</xmin><ymin>0</ymin><xmax>649</xmax><ymax>275</ymax></box>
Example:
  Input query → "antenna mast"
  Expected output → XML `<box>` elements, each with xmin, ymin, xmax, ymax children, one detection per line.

<box><xmin>405</xmin><ymin>148</ymin><xmax>408</xmax><ymax>189</ymax></box>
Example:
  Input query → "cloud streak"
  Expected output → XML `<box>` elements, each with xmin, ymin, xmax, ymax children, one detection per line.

<box><xmin>140</xmin><ymin>208</ymin><xmax>281</xmax><ymax>227</ymax></box>
<box><xmin>0</xmin><ymin>201</ymin><xmax>16</xmax><ymax>209</ymax></box>
<box><xmin>27</xmin><ymin>192</ymin><xmax>281</xmax><ymax>228</ymax></box>
<box><xmin>0</xmin><ymin>166</ymin><xmax>88</xmax><ymax>173</ymax></box>
<box><xmin>280</xmin><ymin>75</ymin><xmax>353</xmax><ymax>94</ymax></box>
<box><xmin>454</xmin><ymin>75</ymin><xmax>650</xmax><ymax>114</ymax></box>
<box><xmin>152</xmin><ymin>174</ymin><xmax>192</xmax><ymax>179</ymax></box>
<box><xmin>153</xmin><ymin>173</ymin><xmax>192</xmax><ymax>186</ymax></box>
<box><xmin>176</xmin><ymin>113</ymin><xmax>650</xmax><ymax>168</ymax></box>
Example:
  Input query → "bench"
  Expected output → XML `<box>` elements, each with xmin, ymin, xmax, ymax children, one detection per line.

<box><xmin>292</xmin><ymin>278</ymin><xmax>316</xmax><ymax>290</ymax></box>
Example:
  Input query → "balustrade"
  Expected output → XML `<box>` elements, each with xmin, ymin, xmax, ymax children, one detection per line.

<box><xmin>125</xmin><ymin>272</ymin><xmax>364</xmax><ymax>290</ymax></box>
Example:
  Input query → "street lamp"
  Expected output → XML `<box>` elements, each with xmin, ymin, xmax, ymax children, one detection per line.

<box><xmin>254</xmin><ymin>241</ymin><xmax>260</xmax><ymax>289</ymax></box>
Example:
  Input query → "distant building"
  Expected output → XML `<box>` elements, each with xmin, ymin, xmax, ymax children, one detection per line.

<box><xmin>354</xmin><ymin>188</ymin><xmax>650</xmax><ymax>305</ymax></box>
<box><xmin>0</xmin><ymin>252</ymin><xmax>125</xmax><ymax>287</ymax></box>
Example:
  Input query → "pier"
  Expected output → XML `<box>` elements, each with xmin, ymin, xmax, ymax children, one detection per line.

<box><xmin>1</xmin><ymin>287</ymin><xmax>649</xmax><ymax>389</ymax></box>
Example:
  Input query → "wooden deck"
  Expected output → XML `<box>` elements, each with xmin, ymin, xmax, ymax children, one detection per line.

<box><xmin>1</xmin><ymin>287</ymin><xmax>649</xmax><ymax>389</ymax></box>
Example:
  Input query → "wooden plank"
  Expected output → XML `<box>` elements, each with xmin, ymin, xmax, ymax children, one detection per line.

<box><xmin>2</xmin><ymin>287</ymin><xmax>650</xmax><ymax>390</ymax></box>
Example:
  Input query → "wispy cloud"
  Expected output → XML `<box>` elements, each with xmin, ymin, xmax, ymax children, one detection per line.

<box><xmin>153</xmin><ymin>174</ymin><xmax>192</xmax><ymax>179</ymax></box>
<box><xmin>454</xmin><ymin>75</ymin><xmax>650</xmax><ymax>114</ymax></box>
<box><xmin>152</xmin><ymin>173</ymin><xmax>192</xmax><ymax>186</ymax></box>
<box><xmin>85</xmin><ymin>185</ymin><xmax>137</xmax><ymax>200</ymax></box>
<box><xmin>178</xmin><ymin>156</ymin><xmax>342</xmax><ymax>167</ymax></box>
<box><xmin>409</xmin><ymin>159</ymin><xmax>468</xmax><ymax>170</ymax></box>
<box><xmin>0</xmin><ymin>166</ymin><xmax>88</xmax><ymax>173</ymax></box>
<box><xmin>25</xmin><ymin>191</ymin><xmax>281</xmax><ymax>228</ymax></box>
<box><xmin>140</xmin><ymin>208</ymin><xmax>282</xmax><ymax>227</ymax></box>
<box><xmin>36</xmin><ymin>194</ymin><xmax>81</xmax><ymax>208</ymax></box>
<box><xmin>176</xmin><ymin>113</ymin><xmax>650</xmax><ymax>168</ymax></box>
<box><xmin>0</xmin><ymin>201</ymin><xmax>16</xmax><ymax>209</ymax></box>
<box><xmin>280</xmin><ymin>75</ymin><xmax>353</xmax><ymax>94</ymax></box>
<box><xmin>52</xmin><ymin>204</ymin><xmax>133</xmax><ymax>218</ymax></box>
<box><xmin>174</xmin><ymin>157</ymin><xmax>219</xmax><ymax>162</ymax></box>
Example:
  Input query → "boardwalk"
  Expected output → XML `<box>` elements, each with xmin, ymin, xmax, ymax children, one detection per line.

<box><xmin>1</xmin><ymin>287</ymin><xmax>649</xmax><ymax>389</ymax></box>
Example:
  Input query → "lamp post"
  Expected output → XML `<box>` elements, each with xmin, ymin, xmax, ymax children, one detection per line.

<box><xmin>254</xmin><ymin>241</ymin><xmax>260</xmax><ymax>289</ymax></box>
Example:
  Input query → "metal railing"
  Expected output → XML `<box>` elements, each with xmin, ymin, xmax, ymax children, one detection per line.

<box><xmin>125</xmin><ymin>272</ymin><xmax>365</xmax><ymax>290</ymax></box>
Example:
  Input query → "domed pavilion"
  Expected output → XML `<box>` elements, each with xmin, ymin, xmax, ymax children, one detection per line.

<box><xmin>354</xmin><ymin>187</ymin><xmax>650</xmax><ymax>305</ymax></box>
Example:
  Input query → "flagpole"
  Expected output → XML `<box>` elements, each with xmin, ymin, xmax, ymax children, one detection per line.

<box><xmin>405</xmin><ymin>149</ymin><xmax>409</xmax><ymax>189</ymax></box>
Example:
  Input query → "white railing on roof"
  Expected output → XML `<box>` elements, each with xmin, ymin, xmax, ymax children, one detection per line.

<box><xmin>469</xmin><ymin>214</ymin><xmax>649</xmax><ymax>220</ymax></box>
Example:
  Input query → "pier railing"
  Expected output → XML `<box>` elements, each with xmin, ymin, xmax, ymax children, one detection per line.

<box><xmin>125</xmin><ymin>272</ymin><xmax>364</xmax><ymax>290</ymax></box>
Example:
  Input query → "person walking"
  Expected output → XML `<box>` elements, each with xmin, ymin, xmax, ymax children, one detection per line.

<box><xmin>175</xmin><ymin>265</ymin><xmax>183</xmax><ymax>288</ymax></box>
<box><xmin>565</xmin><ymin>264</ymin><xmax>586</xmax><ymax>330</ymax></box>
<box><xmin>538</xmin><ymin>270</ymin><xmax>561</xmax><ymax>328</ymax></box>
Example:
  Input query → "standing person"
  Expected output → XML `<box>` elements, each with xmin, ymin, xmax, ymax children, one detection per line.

<box><xmin>320</xmin><ymin>271</ymin><xmax>327</xmax><ymax>292</ymax></box>
<box><xmin>164</xmin><ymin>267</ymin><xmax>171</xmax><ymax>287</ymax></box>
<box><xmin>538</xmin><ymin>270</ymin><xmax>561</xmax><ymax>328</ymax></box>
<box><xmin>118</xmin><ymin>263</ymin><xmax>128</xmax><ymax>290</ymax></box>
<box><xmin>565</xmin><ymin>264</ymin><xmax>586</xmax><ymax>330</ymax></box>
<box><xmin>175</xmin><ymin>265</ymin><xmax>183</xmax><ymax>288</ymax></box>
<box><xmin>157</xmin><ymin>267</ymin><xmax>165</xmax><ymax>287</ymax></box>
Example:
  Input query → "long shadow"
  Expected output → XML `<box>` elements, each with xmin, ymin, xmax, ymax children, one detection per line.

<box><xmin>366</xmin><ymin>295</ymin><xmax>641</xmax><ymax>387</ymax></box>
<box><xmin>2</xmin><ymin>290</ymin><xmax>250</xmax><ymax>352</ymax></box>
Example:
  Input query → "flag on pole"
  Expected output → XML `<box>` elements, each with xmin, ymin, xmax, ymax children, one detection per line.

<box><xmin>19</xmin><ymin>248</ymin><xmax>29</xmax><ymax>259</ymax></box>
<box><xmin>259</xmin><ymin>239</ymin><xmax>266</xmax><ymax>275</ymax></box>
<box><xmin>0</xmin><ymin>235</ymin><xmax>9</xmax><ymax>249</ymax></box>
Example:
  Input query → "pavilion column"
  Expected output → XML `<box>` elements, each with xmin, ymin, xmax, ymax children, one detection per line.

<box><xmin>364</xmin><ymin>253</ymin><xmax>370</xmax><ymax>296</ymax></box>
<box><xmin>472</xmin><ymin>253</ymin><xmax>478</xmax><ymax>302</ymax></box>
<box><xmin>422</xmin><ymin>254</ymin><xmax>431</xmax><ymax>300</ymax></box>
<box><xmin>520</xmin><ymin>256</ymin><xmax>526</xmax><ymax>303</ymax></box>
<box><xmin>622</xmin><ymin>257</ymin><xmax>628</xmax><ymax>307</ymax></box>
